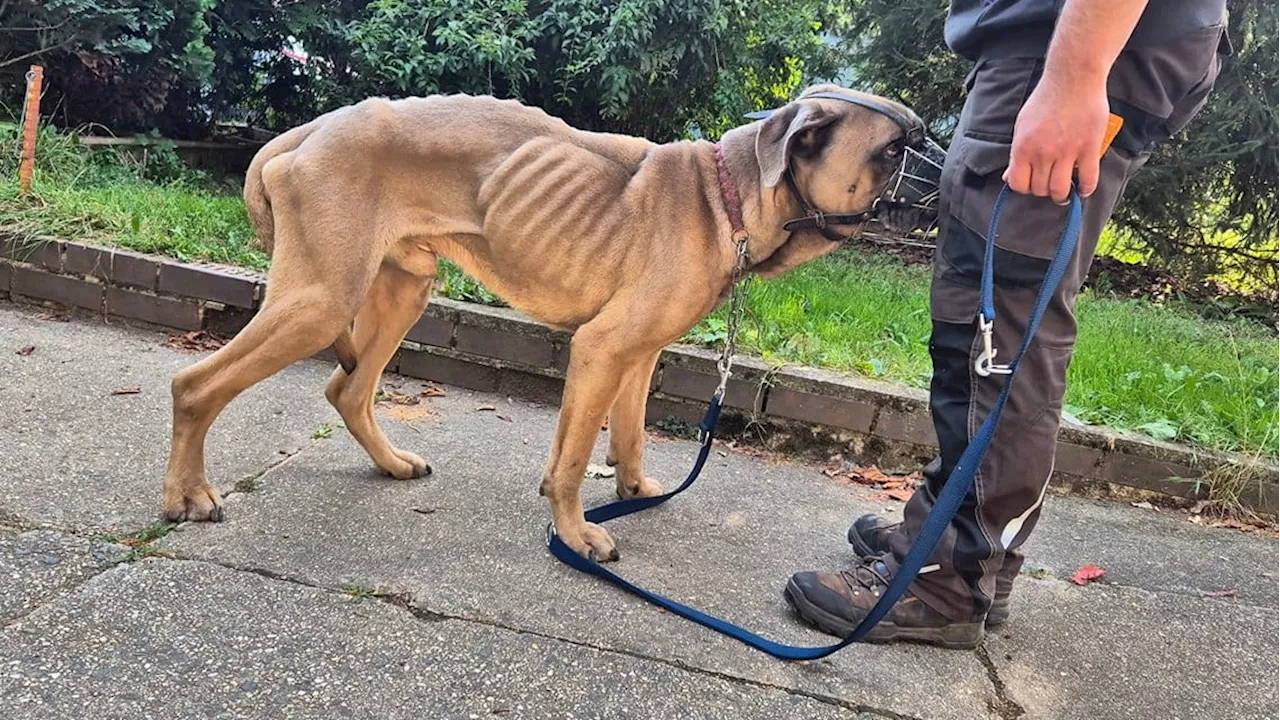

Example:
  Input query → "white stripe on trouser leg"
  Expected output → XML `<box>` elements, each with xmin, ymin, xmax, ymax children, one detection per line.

<box><xmin>1000</xmin><ymin>467</ymin><xmax>1054</xmax><ymax>550</ymax></box>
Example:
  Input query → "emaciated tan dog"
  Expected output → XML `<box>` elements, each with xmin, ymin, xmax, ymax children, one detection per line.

<box><xmin>161</xmin><ymin>84</ymin><xmax>921</xmax><ymax>561</ymax></box>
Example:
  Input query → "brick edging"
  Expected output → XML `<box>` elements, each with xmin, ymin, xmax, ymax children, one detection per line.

<box><xmin>3</xmin><ymin>235</ymin><xmax>1275</xmax><ymax>514</ymax></box>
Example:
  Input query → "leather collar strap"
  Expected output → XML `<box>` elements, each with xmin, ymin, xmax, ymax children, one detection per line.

<box><xmin>800</xmin><ymin>91</ymin><xmax>926</xmax><ymax>145</ymax></box>
<box><xmin>780</xmin><ymin>170</ymin><xmax>876</xmax><ymax>242</ymax></box>
<box><xmin>745</xmin><ymin>90</ymin><xmax>925</xmax><ymax>143</ymax></box>
<box><xmin>712</xmin><ymin>143</ymin><xmax>748</xmax><ymax>240</ymax></box>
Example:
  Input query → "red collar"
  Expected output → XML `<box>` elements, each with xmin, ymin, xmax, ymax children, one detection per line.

<box><xmin>713</xmin><ymin>143</ymin><xmax>747</xmax><ymax>240</ymax></box>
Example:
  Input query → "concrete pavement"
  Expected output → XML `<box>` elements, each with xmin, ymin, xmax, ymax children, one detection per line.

<box><xmin>1</xmin><ymin>302</ymin><xmax>1276</xmax><ymax>719</ymax></box>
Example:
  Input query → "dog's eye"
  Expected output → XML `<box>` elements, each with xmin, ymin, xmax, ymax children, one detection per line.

<box><xmin>883</xmin><ymin>140</ymin><xmax>905</xmax><ymax>160</ymax></box>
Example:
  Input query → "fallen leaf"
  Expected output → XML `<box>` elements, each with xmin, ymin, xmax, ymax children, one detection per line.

<box><xmin>377</xmin><ymin>390</ymin><xmax>420</xmax><ymax>405</ymax></box>
<box><xmin>852</xmin><ymin>465</ymin><xmax>894</xmax><ymax>485</ymax></box>
<box><xmin>584</xmin><ymin>464</ymin><xmax>616</xmax><ymax>479</ymax></box>
<box><xmin>110</xmin><ymin>386</ymin><xmax>141</xmax><ymax>395</ymax></box>
<box><xmin>1201</xmin><ymin>588</ymin><xmax>1237</xmax><ymax>598</ymax></box>
<box><xmin>1068</xmin><ymin>564</ymin><xmax>1107</xmax><ymax>586</ymax></box>
<box><xmin>34</xmin><ymin>312</ymin><xmax>69</xmax><ymax>322</ymax></box>
<box><xmin>16</xmin><ymin>345</ymin><xmax>34</xmax><ymax>356</ymax></box>
<box><xmin>409</xmin><ymin>507</ymin><xmax>438</xmax><ymax>515</ymax></box>
<box><xmin>161</xmin><ymin>331</ymin><xmax>226</xmax><ymax>352</ymax></box>
<box><xmin>1209</xmin><ymin>517</ymin><xmax>1258</xmax><ymax>532</ymax></box>
<box><xmin>1130</xmin><ymin>501</ymin><xmax>1156</xmax><ymax>510</ymax></box>
<box><xmin>475</xmin><ymin>404</ymin><xmax>497</xmax><ymax>412</ymax></box>
<box><xmin>420</xmin><ymin>384</ymin><xmax>447</xmax><ymax>397</ymax></box>
<box><xmin>496</xmin><ymin>413</ymin><xmax>513</xmax><ymax>422</ymax></box>
<box><xmin>884</xmin><ymin>487</ymin><xmax>914</xmax><ymax>502</ymax></box>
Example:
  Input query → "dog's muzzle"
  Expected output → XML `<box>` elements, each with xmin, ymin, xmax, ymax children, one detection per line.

<box><xmin>867</xmin><ymin>134</ymin><xmax>947</xmax><ymax>240</ymax></box>
<box><xmin>883</xmin><ymin>135</ymin><xmax>946</xmax><ymax>216</ymax></box>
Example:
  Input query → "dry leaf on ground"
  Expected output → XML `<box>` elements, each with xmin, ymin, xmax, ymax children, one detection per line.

<box><xmin>161</xmin><ymin>331</ymin><xmax>226</xmax><ymax>352</ymax></box>
<box><xmin>884</xmin><ymin>487</ymin><xmax>915</xmax><ymax>502</ymax></box>
<box><xmin>475</xmin><ymin>404</ymin><xmax>497</xmax><ymax>412</ymax></box>
<box><xmin>377</xmin><ymin>390</ymin><xmax>420</xmax><ymax>405</ymax></box>
<box><xmin>420</xmin><ymin>384</ymin><xmax>447</xmax><ymax>397</ymax></box>
<box><xmin>1068</xmin><ymin>564</ymin><xmax>1107</xmax><ymax>586</ymax></box>
<box><xmin>110</xmin><ymin>386</ymin><xmax>141</xmax><ymax>395</ymax></box>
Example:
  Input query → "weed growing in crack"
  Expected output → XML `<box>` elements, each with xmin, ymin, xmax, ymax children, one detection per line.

<box><xmin>340</xmin><ymin>582</ymin><xmax>379</xmax><ymax>603</ymax></box>
<box><xmin>312</xmin><ymin>423</ymin><xmax>344</xmax><ymax>439</ymax></box>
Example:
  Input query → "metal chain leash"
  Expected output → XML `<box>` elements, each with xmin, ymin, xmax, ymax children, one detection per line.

<box><xmin>714</xmin><ymin>237</ymin><xmax>751</xmax><ymax>400</ymax></box>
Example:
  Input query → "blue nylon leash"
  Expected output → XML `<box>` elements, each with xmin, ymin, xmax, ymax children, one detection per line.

<box><xmin>548</xmin><ymin>184</ymin><xmax>1083</xmax><ymax>660</ymax></box>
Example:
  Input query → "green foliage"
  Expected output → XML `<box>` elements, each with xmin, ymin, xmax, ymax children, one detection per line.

<box><xmin>835</xmin><ymin>0</ymin><xmax>1278</xmax><ymax>295</ymax></box>
<box><xmin>1112</xmin><ymin>2</ymin><xmax>1278</xmax><ymax>293</ymax></box>
<box><xmin>688</xmin><ymin>248</ymin><xmax>1277</xmax><ymax>456</ymax></box>
<box><xmin>342</xmin><ymin>0</ymin><xmax>848</xmax><ymax>140</ymax></box>
<box><xmin>1</xmin><ymin>0</ymin><xmax>218</xmax><ymax>134</ymax></box>
<box><xmin>0</xmin><ymin>122</ymin><xmax>265</xmax><ymax>269</ymax></box>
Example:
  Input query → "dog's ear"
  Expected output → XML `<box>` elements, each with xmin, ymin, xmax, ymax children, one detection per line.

<box><xmin>754</xmin><ymin>101</ymin><xmax>838</xmax><ymax>188</ymax></box>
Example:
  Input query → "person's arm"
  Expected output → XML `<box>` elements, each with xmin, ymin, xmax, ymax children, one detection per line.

<box><xmin>1002</xmin><ymin>0</ymin><xmax>1149</xmax><ymax>203</ymax></box>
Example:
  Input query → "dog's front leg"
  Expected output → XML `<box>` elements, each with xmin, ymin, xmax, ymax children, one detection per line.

<box><xmin>607</xmin><ymin>350</ymin><xmax>664</xmax><ymax>500</ymax></box>
<box><xmin>540</xmin><ymin>324</ymin><xmax>644</xmax><ymax>562</ymax></box>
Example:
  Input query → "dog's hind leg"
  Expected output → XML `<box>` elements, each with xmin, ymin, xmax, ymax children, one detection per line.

<box><xmin>162</xmin><ymin>286</ymin><xmax>362</xmax><ymax>522</ymax></box>
<box><xmin>325</xmin><ymin>262</ymin><xmax>435</xmax><ymax>479</ymax></box>
<box><xmin>162</xmin><ymin>186</ymin><xmax>385</xmax><ymax>522</ymax></box>
<box><xmin>606</xmin><ymin>350</ymin><xmax>664</xmax><ymax>500</ymax></box>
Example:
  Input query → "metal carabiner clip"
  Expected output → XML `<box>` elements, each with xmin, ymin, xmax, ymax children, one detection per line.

<box><xmin>974</xmin><ymin>315</ymin><xmax>1012</xmax><ymax>377</ymax></box>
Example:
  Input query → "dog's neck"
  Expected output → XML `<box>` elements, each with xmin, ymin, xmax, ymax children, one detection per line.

<box><xmin>710</xmin><ymin>126</ymin><xmax>805</xmax><ymax>270</ymax></box>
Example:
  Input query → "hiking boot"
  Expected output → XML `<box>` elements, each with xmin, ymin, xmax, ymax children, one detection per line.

<box><xmin>784</xmin><ymin>557</ymin><xmax>985</xmax><ymax>650</ymax></box>
<box><xmin>847</xmin><ymin>513</ymin><xmax>1016</xmax><ymax>627</ymax></box>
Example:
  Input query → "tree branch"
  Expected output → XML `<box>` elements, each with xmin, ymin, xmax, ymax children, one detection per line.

<box><xmin>0</xmin><ymin>37</ymin><xmax>72</xmax><ymax>69</ymax></box>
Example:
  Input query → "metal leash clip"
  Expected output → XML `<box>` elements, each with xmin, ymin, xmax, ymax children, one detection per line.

<box><xmin>974</xmin><ymin>315</ymin><xmax>1012</xmax><ymax>377</ymax></box>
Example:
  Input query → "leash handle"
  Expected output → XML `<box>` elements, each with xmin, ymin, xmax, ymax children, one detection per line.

<box><xmin>549</xmin><ymin>184</ymin><xmax>1083</xmax><ymax>660</ymax></box>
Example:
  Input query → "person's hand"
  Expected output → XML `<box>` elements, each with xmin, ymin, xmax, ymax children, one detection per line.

<box><xmin>1002</xmin><ymin>70</ymin><xmax>1110</xmax><ymax>204</ymax></box>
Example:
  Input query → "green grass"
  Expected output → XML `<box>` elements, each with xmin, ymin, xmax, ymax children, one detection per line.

<box><xmin>689</xmin><ymin>248</ymin><xmax>1278</xmax><ymax>457</ymax></box>
<box><xmin>4</xmin><ymin>125</ymin><xmax>1276</xmax><ymax>456</ymax></box>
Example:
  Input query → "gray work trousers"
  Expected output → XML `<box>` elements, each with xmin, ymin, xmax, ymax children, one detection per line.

<box><xmin>888</xmin><ymin>22</ymin><xmax>1230</xmax><ymax>620</ymax></box>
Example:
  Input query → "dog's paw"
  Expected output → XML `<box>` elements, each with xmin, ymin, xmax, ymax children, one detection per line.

<box><xmin>381</xmin><ymin>450</ymin><xmax>432</xmax><ymax>480</ymax></box>
<box><xmin>562</xmin><ymin>522</ymin><xmax>620</xmax><ymax>563</ymax></box>
<box><xmin>161</xmin><ymin>481</ymin><xmax>224</xmax><ymax>523</ymax></box>
<box><xmin>617</xmin><ymin>476</ymin><xmax>664</xmax><ymax>500</ymax></box>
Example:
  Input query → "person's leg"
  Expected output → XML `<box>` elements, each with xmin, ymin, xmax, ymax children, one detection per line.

<box><xmin>895</xmin><ymin>25</ymin><xmax>1228</xmax><ymax>623</ymax></box>
<box><xmin>787</xmin><ymin>23</ymin><xmax>1227</xmax><ymax>642</ymax></box>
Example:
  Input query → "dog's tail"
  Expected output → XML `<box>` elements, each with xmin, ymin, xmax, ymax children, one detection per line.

<box><xmin>243</xmin><ymin>122</ymin><xmax>319</xmax><ymax>256</ymax></box>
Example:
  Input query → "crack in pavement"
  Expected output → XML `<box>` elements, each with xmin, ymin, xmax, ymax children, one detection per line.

<box><xmin>162</xmin><ymin>554</ymin><xmax>929</xmax><ymax>720</ymax></box>
<box><xmin>974</xmin><ymin>644</ymin><xmax>1025</xmax><ymax>720</ymax></box>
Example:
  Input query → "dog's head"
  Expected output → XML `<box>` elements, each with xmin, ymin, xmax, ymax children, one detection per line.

<box><xmin>744</xmin><ymin>85</ymin><xmax>928</xmax><ymax>277</ymax></box>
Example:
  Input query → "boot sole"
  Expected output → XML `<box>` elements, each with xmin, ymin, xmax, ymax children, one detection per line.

<box><xmin>783</xmin><ymin>578</ymin><xmax>984</xmax><ymax>650</ymax></box>
<box><xmin>847</xmin><ymin>527</ymin><xmax>1010</xmax><ymax>629</ymax></box>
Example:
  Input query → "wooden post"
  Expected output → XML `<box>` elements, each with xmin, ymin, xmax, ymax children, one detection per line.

<box><xmin>18</xmin><ymin>64</ymin><xmax>43</xmax><ymax>196</ymax></box>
